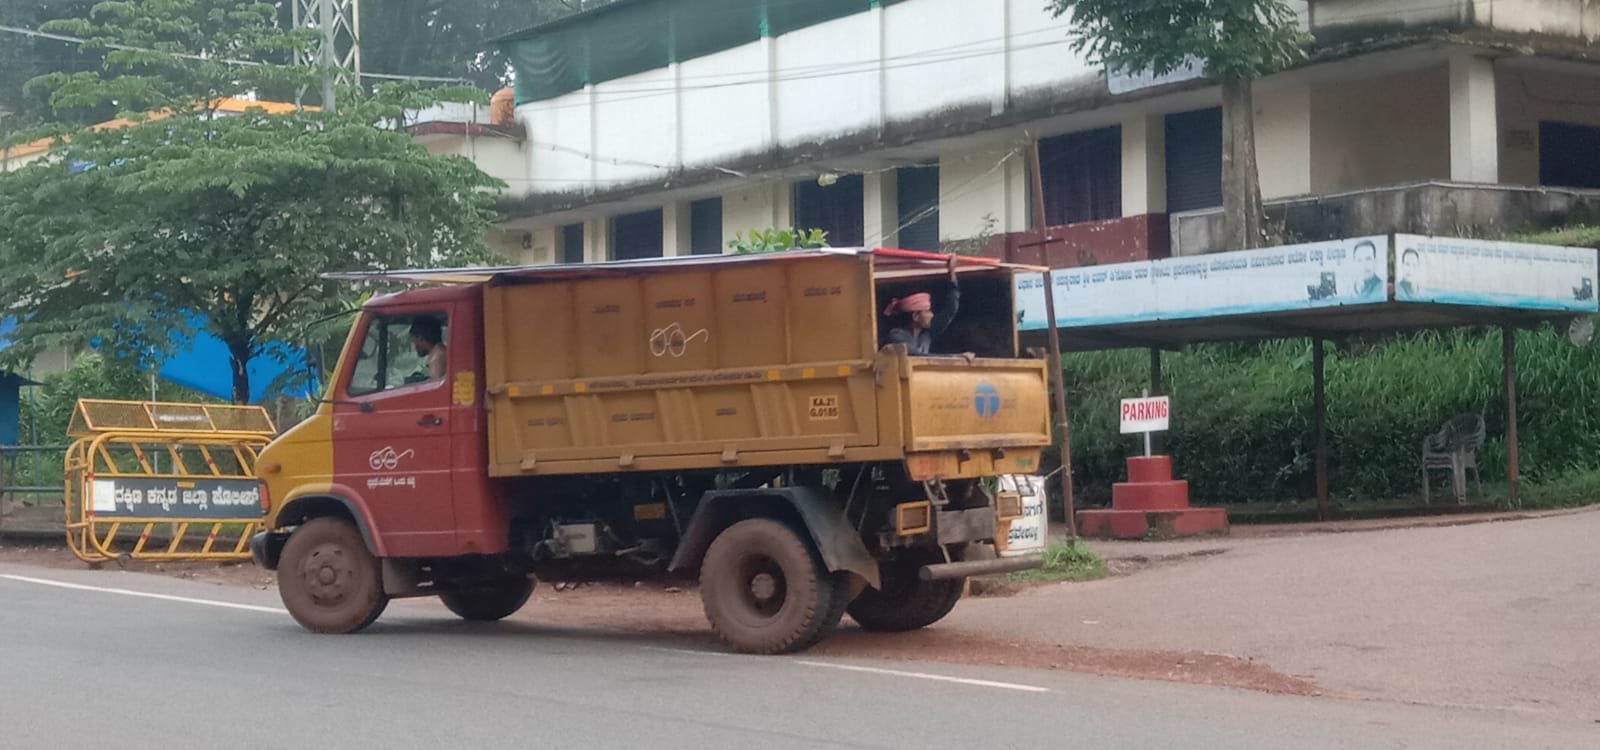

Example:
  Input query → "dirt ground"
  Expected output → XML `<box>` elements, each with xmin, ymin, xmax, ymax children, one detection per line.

<box><xmin>5</xmin><ymin>504</ymin><xmax>1594</xmax><ymax>712</ymax></box>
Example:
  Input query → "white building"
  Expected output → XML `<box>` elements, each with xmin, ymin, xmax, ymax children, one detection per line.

<box><xmin>438</xmin><ymin>0</ymin><xmax>1600</xmax><ymax>268</ymax></box>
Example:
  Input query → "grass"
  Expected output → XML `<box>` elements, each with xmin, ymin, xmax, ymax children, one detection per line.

<box><xmin>1007</xmin><ymin>540</ymin><xmax>1109</xmax><ymax>583</ymax></box>
<box><xmin>1508</xmin><ymin>224</ymin><xmax>1600</xmax><ymax>248</ymax></box>
<box><xmin>1509</xmin><ymin>468</ymin><xmax>1600</xmax><ymax>509</ymax></box>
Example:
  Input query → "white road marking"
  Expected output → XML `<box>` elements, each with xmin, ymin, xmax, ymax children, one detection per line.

<box><xmin>796</xmin><ymin>660</ymin><xmax>1051</xmax><ymax>693</ymax></box>
<box><xmin>0</xmin><ymin>573</ymin><xmax>282</xmax><ymax>614</ymax></box>
<box><xmin>649</xmin><ymin>646</ymin><xmax>1052</xmax><ymax>692</ymax></box>
<box><xmin>642</xmin><ymin>646</ymin><xmax>741</xmax><ymax>658</ymax></box>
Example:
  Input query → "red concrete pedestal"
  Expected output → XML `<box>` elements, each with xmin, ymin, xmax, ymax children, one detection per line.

<box><xmin>1078</xmin><ymin>455</ymin><xmax>1228</xmax><ymax>540</ymax></box>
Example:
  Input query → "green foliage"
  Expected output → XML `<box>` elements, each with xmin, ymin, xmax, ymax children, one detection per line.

<box><xmin>1060</xmin><ymin>328</ymin><xmax>1600</xmax><ymax>505</ymax></box>
<box><xmin>1008</xmin><ymin>540</ymin><xmax>1108</xmax><ymax>583</ymax></box>
<box><xmin>26</xmin><ymin>352</ymin><xmax>203</xmax><ymax>446</ymax></box>
<box><xmin>0</xmin><ymin>1</ymin><xmax>103</xmax><ymax>128</ymax></box>
<box><xmin>31</xmin><ymin>0</ymin><xmax>318</xmax><ymax>124</ymax></box>
<box><xmin>0</xmin><ymin>0</ymin><xmax>504</xmax><ymax>404</ymax></box>
<box><xmin>1046</xmin><ymin>0</ymin><xmax>1310</xmax><ymax>80</ymax></box>
<box><xmin>727</xmin><ymin>228</ymin><xmax>830</xmax><ymax>255</ymax></box>
<box><xmin>1510</xmin><ymin>225</ymin><xmax>1600</xmax><ymax>249</ymax></box>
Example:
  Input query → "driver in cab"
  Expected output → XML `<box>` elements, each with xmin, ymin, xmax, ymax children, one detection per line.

<box><xmin>408</xmin><ymin>317</ymin><xmax>447</xmax><ymax>383</ymax></box>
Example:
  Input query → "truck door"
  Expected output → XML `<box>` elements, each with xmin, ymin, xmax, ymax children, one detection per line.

<box><xmin>333</xmin><ymin>307</ymin><xmax>457</xmax><ymax>556</ymax></box>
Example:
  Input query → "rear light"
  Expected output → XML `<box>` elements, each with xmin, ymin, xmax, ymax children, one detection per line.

<box><xmin>894</xmin><ymin>501</ymin><xmax>932</xmax><ymax>536</ymax></box>
<box><xmin>259</xmin><ymin>481</ymin><xmax>271</xmax><ymax>514</ymax></box>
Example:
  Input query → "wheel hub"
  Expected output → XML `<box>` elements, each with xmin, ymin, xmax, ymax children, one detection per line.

<box><xmin>749</xmin><ymin>572</ymin><xmax>778</xmax><ymax>601</ymax></box>
<box><xmin>300</xmin><ymin>543</ymin><xmax>355</xmax><ymax>604</ymax></box>
<box><xmin>739</xmin><ymin>557</ymin><xmax>787</xmax><ymax>617</ymax></box>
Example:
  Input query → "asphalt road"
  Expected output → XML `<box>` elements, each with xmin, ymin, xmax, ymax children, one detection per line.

<box><xmin>1</xmin><ymin>563</ymin><xmax>1593</xmax><ymax>750</ymax></box>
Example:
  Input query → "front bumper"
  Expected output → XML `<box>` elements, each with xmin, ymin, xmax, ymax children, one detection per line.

<box><xmin>249</xmin><ymin>530</ymin><xmax>289</xmax><ymax>570</ymax></box>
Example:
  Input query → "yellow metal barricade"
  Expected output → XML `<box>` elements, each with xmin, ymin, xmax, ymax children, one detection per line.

<box><xmin>63</xmin><ymin>400</ymin><xmax>277</xmax><ymax>564</ymax></box>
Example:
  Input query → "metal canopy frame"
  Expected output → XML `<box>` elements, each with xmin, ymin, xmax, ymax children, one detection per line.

<box><xmin>1019</xmin><ymin>277</ymin><xmax>1593</xmax><ymax>520</ymax></box>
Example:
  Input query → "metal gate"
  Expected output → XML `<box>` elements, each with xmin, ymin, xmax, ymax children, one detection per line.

<box><xmin>63</xmin><ymin>400</ymin><xmax>277</xmax><ymax>563</ymax></box>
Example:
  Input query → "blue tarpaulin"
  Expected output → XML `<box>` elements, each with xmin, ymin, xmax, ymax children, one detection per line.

<box><xmin>108</xmin><ymin>311</ymin><xmax>315</xmax><ymax>403</ymax></box>
<box><xmin>0</xmin><ymin>318</ymin><xmax>23</xmax><ymax>445</ymax></box>
<box><xmin>147</xmin><ymin>314</ymin><xmax>314</xmax><ymax>403</ymax></box>
<box><xmin>4</xmin><ymin>312</ymin><xmax>313</xmax><ymax>404</ymax></box>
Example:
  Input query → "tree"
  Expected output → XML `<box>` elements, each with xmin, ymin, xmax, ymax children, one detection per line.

<box><xmin>0</xmin><ymin>0</ymin><xmax>504</xmax><ymax>404</ymax></box>
<box><xmin>1048</xmin><ymin>0</ymin><xmax>1310</xmax><ymax>250</ymax></box>
<box><xmin>0</xmin><ymin>1</ymin><xmax>103</xmax><ymax>135</ymax></box>
<box><xmin>32</xmin><ymin>0</ymin><xmax>317</xmax><ymax>121</ymax></box>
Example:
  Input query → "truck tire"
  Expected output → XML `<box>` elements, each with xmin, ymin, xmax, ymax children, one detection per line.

<box><xmin>699</xmin><ymin>518</ymin><xmax>844</xmax><ymax>654</ymax></box>
<box><xmin>847</xmin><ymin>555</ymin><xmax>963</xmax><ymax>632</ymax></box>
<box><xmin>439</xmin><ymin>577</ymin><xmax>535</xmax><ymax>622</ymax></box>
<box><xmin>277</xmin><ymin>517</ymin><xmax>389</xmax><ymax>634</ymax></box>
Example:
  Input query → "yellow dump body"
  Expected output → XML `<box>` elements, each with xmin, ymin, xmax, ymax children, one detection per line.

<box><xmin>481</xmin><ymin>251</ymin><xmax>1050</xmax><ymax>479</ymax></box>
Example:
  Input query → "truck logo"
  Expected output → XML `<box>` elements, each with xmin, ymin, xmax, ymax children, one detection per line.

<box><xmin>973</xmin><ymin>382</ymin><xmax>1001</xmax><ymax>419</ymax></box>
<box><xmin>649</xmin><ymin>322</ymin><xmax>709</xmax><ymax>358</ymax></box>
<box><xmin>369</xmin><ymin>447</ymin><xmax>415</xmax><ymax>471</ymax></box>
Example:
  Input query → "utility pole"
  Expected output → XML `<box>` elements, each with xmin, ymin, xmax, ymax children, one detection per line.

<box><xmin>292</xmin><ymin>0</ymin><xmax>361</xmax><ymax>113</ymax></box>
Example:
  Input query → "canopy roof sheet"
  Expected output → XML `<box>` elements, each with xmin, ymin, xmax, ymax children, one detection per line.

<box><xmin>1015</xmin><ymin>235</ymin><xmax>1599</xmax><ymax>351</ymax></box>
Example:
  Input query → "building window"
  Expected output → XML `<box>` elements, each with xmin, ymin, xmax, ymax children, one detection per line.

<box><xmin>794</xmin><ymin>173</ymin><xmax>864</xmax><ymax>247</ymax></box>
<box><xmin>1540</xmin><ymin>121</ymin><xmax>1600</xmax><ymax>190</ymax></box>
<box><xmin>895</xmin><ymin>165</ymin><xmax>940</xmax><ymax>251</ymax></box>
<box><xmin>690</xmin><ymin>197</ymin><xmax>723</xmax><ymax>255</ymax></box>
<box><xmin>612</xmin><ymin>209</ymin><xmax>664</xmax><ymax>260</ymax></box>
<box><xmin>560</xmin><ymin>223</ymin><xmax>585</xmax><ymax>264</ymax></box>
<box><xmin>1165</xmin><ymin>107</ymin><xmax>1223</xmax><ymax>213</ymax></box>
<box><xmin>1040</xmin><ymin>126</ymin><xmax>1122</xmax><ymax>226</ymax></box>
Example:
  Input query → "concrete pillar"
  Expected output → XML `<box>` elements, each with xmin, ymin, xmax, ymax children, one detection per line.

<box><xmin>722</xmin><ymin>182</ymin><xmax>794</xmax><ymax>247</ymax></box>
<box><xmin>1003</xmin><ymin>151</ymin><xmax>1030</xmax><ymax>233</ymax></box>
<box><xmin>772</xmin><ymin>181</ymin><xmax>794</xmax><ymax>230</ymax></box>
<box><xmin>663</xmin><ymin>202</ymin><xmax>693</xmax><ymax>257</ymax></box>
<box><xmin>1254</xmin><ymin>85</ymin><xmax>1312</xmax><ymax>200</ymax></box>
<box><xmin>864</xmin><ymin>170</ymin><xmax>899</xmax><ymax>247</ymax></box>
<box><xmin>1121</xmin><ymin>114</ymin><xmax>1167</xmax><ymax>216</ymax></box>
<box><xmin>585</xmin><ymin>217</ymin><xmax>611</xmax><ymax>263</ymax></box>
<box><xmin>1450</xmin><ymin>54</ymin><xmax>1500</xmax><ymax>183</ymax></box>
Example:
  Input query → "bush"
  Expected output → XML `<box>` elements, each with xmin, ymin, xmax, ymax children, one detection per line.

<box><xmin>1052</xmin><ymin>326</ymin><xmax>1600</xmax><ymax>505</ymax></box>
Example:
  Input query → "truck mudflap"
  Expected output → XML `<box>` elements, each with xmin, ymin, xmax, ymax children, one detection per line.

<box><xmin>669</xmin><ymin>487</ymin><xmax>881</xmax><ymax>589</ymax></box>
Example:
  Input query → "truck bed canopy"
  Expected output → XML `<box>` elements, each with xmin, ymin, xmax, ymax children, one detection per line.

<box><xmin>322</xmin><ymin>247</ymin><xmax>1045</xmax><ymax>286</ymax></box>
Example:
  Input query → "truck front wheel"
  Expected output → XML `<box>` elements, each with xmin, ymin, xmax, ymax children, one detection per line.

<box><xmin>699</xmin><ymin>518</ymin><xmax>845</xmax><ymax>654</ymax></box>
<box><xmin>439</xmin><ymin>577</ymin><xmax>535</xmax><ymax>622</ymax></box>
<box><xmin>847</xmin><ymin>553</ymin><xmax>963</xmax><ymax>632</ymax></box>
<box><xmin>277</xmin><ymin>517</ymin><xmax>389</xmax><ymax>634</ymax></box>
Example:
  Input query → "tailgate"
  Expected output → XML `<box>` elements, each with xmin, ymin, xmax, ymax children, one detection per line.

<box><xmin>901</xmin><ymin>356</ymin><xmax>1051</xmax><ymax>452</ymax></box>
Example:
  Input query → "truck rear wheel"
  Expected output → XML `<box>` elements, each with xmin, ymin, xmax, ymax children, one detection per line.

<box><xmin>439</xmin><ymin>577</ymin><xmax>535</xmax><ymax>622</ymax></box>
<box><xmin>699</xmin><ymin>518</ymin><xmax>844</xmax><ymax>654</ymax></box>
<box><xmin>847</xmin><ymin>553</ymin><xmax>963</xmax><ymax>632</ymax></box>
<box><xmin>277</xmin><ymin>517</ymin><xmax>389</xmax><ymax>634</ymax></box>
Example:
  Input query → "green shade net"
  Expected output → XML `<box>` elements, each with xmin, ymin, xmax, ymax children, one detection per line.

<box><xmin>505</xmin><ymin>0</ymin><xmax>913</xmax><ymax>104</ymax></box>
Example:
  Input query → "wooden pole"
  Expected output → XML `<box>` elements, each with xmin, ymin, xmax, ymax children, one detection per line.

<box><xmin>1029</xmin><ymin>141</ymin><xmax>1048</xmax><ymax>234</ymax></box>
<box><xmin>1314</xmin><ymin>337</ymin><xmax>1329</xmax><ymax>521</ymax></box>
<box><xmin>1042</xmin><ymin>270</ymin><xmax>1076</xmax><ymax>537</ymax></box>
<box><xmin>1504</xmin><ymin>327</ymin><xmax>1520</xmax><ymax>508</ymax></box>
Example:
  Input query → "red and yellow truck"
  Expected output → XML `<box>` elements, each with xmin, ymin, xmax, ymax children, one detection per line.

<box><xmin>251</xmin><ymin>248</ymin><xmax>1052</xmax><ymax>653</ymax></box>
